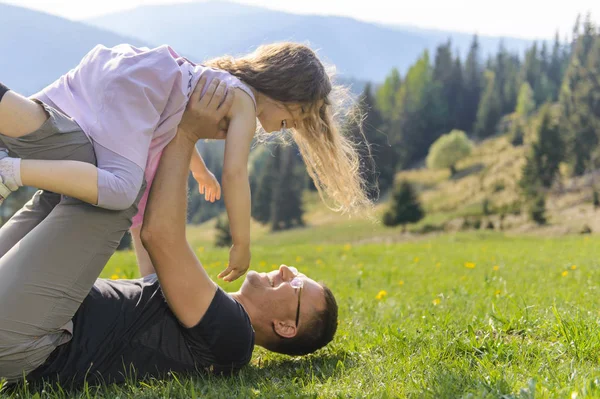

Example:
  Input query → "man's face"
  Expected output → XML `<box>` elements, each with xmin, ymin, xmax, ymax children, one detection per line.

<box><xmin>240</xmin><ymin>265</ymin><xmax>325</xmax><ymax>330</ymax></box>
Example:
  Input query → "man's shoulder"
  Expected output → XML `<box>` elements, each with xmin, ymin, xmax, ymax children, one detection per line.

<box><xmin>181</xmin><ymin>288</ymin><xmax>255</xmax><ymax>370</ymax></box>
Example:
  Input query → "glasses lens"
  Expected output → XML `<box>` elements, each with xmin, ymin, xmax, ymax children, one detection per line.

<box><xmin>290</xmin><ymin>277</ymin><xmax>303</xmax><ymax>289</ymax></box>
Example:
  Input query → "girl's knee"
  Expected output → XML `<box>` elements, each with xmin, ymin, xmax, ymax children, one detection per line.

<box><xmin>96</xmin><ymin>169</ymin><xmax>143</xmax><ymax>211</ymax></box>
<box><xmin>0</xmin><ymin>91</ymin><xmax>48</xmax><ymax>138</ymax></box>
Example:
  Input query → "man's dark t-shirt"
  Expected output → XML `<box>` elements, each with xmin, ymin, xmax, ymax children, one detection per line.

<box><xmin>27</xmin><ymin>275</ymin><xmax>255</xmax><ymax>385</ymax></box>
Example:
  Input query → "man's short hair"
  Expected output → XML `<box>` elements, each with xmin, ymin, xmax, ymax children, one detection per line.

<box><xmin>269</xmin><ymin>284</ymin><xmax>338</xmax><ymax>356</ymax></box>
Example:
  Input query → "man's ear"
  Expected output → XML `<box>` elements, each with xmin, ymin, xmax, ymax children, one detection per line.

<box><xmin>273</xmin><ymin>320</ymin><xmax>297</xmax><ymax>339</ymax></box>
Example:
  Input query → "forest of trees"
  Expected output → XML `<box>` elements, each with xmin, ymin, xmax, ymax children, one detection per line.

<box><xmin>353</xmin><ymin>14</ymin><xmax>599</xmax><ymax>226</ymax></box>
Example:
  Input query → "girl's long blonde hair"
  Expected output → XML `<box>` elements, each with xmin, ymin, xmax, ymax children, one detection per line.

<box><xmin>205</xmin><ymin>42</ymin><xmax>372</xmax><ymax>215</ymax></box>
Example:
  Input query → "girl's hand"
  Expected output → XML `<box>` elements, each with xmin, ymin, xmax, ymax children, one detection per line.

<box><xmin>192</xmin><ymin>169</ymin><xmax>221</xmax><ymax>203</ymax></box>
<box><xmin>218</xmin><ymin>244</ymin><xmax>251</xmax><ymax>282</ymax></box>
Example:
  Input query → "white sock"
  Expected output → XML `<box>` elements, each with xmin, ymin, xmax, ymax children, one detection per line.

<box><xmin>0</xmin><ymin>156</ymin><xmax>22</xmax><ymax>190</ymax></box>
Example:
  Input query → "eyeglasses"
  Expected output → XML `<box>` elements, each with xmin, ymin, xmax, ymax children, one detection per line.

<box><xmin>288</xmin><ymin>267</ymin><xmax>304</xmax><ymax>327</ymax></box>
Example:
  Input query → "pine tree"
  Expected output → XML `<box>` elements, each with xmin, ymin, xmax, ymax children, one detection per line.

<box><xmin>394</xmin><ymin>51</ymin><xmax>446</xmax><ymax>167</ymax></box>
<box><xmin>521</xmin><ymin>42</ymin><xmax>552</xmax><ymax>106</ymax></box>
<box><xmin>516</xmin><ymin>82</ymin><xmax>535</xmax><ymax>117</ymax></box>
<box><xmin>382</xmin><ymin>180</ymin><xmax>425</xmax><ymax>231</ymax></box>
<box><xmin>559</xmin><ymin>19</ymin><xmax>599</xmax><ymax>175</ymax></box>
<box><xmin>499</xmin><ymin>52</ymin><xmax>521</xmax><ymax>115</ymax></box>
<box><xmin>509</xmin><ymin>118</ymin><xmax>525</xmax><ymax>146</ymax></box>
<box><xmin>351</xmin><ymin>84</ymin><xmax>397</xmax><ymax>197</ymax></box>
<box><xmin>519</xmin><ymin>105</ymin><xmax>564</xmax><ymax>196</ymax></box>
<box><xmin>376</xmin><ymin>68</ymin><xmax>402</xmax><ymax>121</ymax></box>
<box><xmin>528</xmin><ymin>194</ymin><xmax>547</xmax><ymax>225</ymax></box>
<box><xmin>117</xmin><ymin>231</ymin><xmax>132</xmax><ymax>251</ymax></box>
<box><xmin>252</xmin><ymin>145</ymin><xmax>281</xmax><ymax>224</ymax></box>
<box><xmin>450</xmin><ymin>56</ymin><xmax>465</xmax><ymax>129</ymax></box>
<box><xmin>214</xmin><ymin>215</ymin><xmax>233</xmax><ymax>247</ymax></box>
<box><xmin>460</xmin><ymin>35</ymin><xmax>483</xmax><ymax>133</ymax></box>
<box><xmin>270</xmin><ymin>146</ymin><xmax>305</xmax><ymax>231</ymax></box>
<box><xmin>432</xmin><ymin>40</ymin><xmax>454</xmax><ymax>133</ymax></box>
<box><xmin>474</xmin><ymin>70</ymin><xmax>502</xmax><ymax>138</ymax></box>
<box><xmin>548</xmin><ymin>31</ymin><xmax>565</xmax><ymax>101</ymax></box>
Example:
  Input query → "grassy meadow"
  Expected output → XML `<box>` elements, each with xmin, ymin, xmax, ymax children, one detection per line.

<box><xmin>5</xmin><ymin>222</ymin><xmax>600</xmax><ymax>398</ymax></box>
<box><xmin>4</xmin><ymin>136</ymin><xmax>600</xmax><ymax>398</ymax></box>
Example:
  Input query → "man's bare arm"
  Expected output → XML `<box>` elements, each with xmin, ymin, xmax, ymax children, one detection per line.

<box><xmin>140</xmin><ymin>79</ymin><xmax>233</xmax><ymax>327</ymax></box>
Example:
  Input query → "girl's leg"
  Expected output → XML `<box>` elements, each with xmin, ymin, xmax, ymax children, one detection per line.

<box><xmin>13</xmin><ymin>144</ymin><xmax>144</xmax><ymax>210</ymax></box>
<box><xmin>0</xmin><ymin>89</ymin><xmax>98</xmax><ymax>204</ymax></box>
<box><xmin>0</xmin><ymin>189</ymin><xmax>61</xmax><ymax>259</ymax></box>
<box><xmin>0</xmin><ymin>98</ymin><xmax>144</xmax><ymax>210</ymax></box>
<box><xmin>0</xmin><ymin>102</ymin><xmax>97</xmax><ymax>258</ymax></box>
<box><xmin>0</xmin><ymin>94</ymin><xmax>143</xmax><ymax>382</ymax></box>
<box><xmin>0</xmin><ymin>87</ymin><xmax>48</xmax><ymax>138</ymax></box>
<box><xmin>18</xmin><ymin>158</ymin><xmax>99</xmax><ymax>205</ymax></box>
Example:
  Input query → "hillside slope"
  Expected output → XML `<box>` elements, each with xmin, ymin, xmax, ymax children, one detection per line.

<box><xmin>187</xmin><ymin>133</ymin><xmax>599</xmax><ymax>246</ymax></box>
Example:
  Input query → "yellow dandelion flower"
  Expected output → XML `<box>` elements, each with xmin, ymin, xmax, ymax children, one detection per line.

<box><xmin>432</xmin><ymin>298</ymin><xmax>441</xmax><ymax>306</ymax></box>
<box><xmin>115</xmin><ymin>268</ymin><xmax>122</xmax><ymax>273</ymax></box>
<box><xmin>562</xmin><ymin>271</ymin><xmax>569</xmax><ymax>277</ymax></box>
<box><xmin>197</xmin><ymin>246</ymin><xmax>204</xmax><ymax>253</ymax></box>
<box><xmin>493</xmin><ymin>265</ymin><xmax>500</xmax><ymax>271</ymax></box>
<box><xmin>295</xmin><ymin>256</ymin><xmax>303</xmax><ymax>263</ymax></box>
<box><xmin>120</xmin><ymin>275</ymin><xmax>127</xmax><ymax>279</ymax></box>
<box><xmin>398</xmin><ymin>280</ymin><xmax>404</xmax><ymax>286</ymax></box>
<box><xmin>343</xmin><ymin>244</ymin><xmax>352</xmax><ymax>251</ymax></box>
<box><xmin>495</xmin><ymin>290</ymin><xmax>501</xmax><ymax>296</ymax></box>
<box><xmin>571</xmin><ymin>265</ymin><xmax>577</xmax><ymax>270</ymax></box>
<box><xmin>110</xmin><ymin>274</ymin><xmax>119</xmax><ymax>280</ymax></box>
<box><xmin>435</xmin><ymin>262</ymin><xmax>441</xmax><ymax>268</ymax></box>
<box><xmin>375</xmin><ymin>290</ymin><xmax>387</xmax><ymax>300</ymax></box>
<box><xmin>259</xmin><ymin>261</ymin><xmax>267</xmax><ymax>267</ymax></box>
<box><xmin>464</xmin><ymin>262</ymin><xmax>476</xmax><ymax>269</ymax></box>
<box><xmin>316</xmin><ymin>259</ymin><xmax>323</xmax><ymax>265</ymax></box>
<box><xmin>414</xmin><ymin>257</ymin><xmax>420</xmax><ymax>263</ymax></box>
<box><xmin>316</xmin><ymin>246</ymin><xmax>323</xmax><ymax>252</ymax></box>
<box><xmin>271</xmin><ymin>264</ymin><xmax>279</xmax><ymax>270</ymax></box>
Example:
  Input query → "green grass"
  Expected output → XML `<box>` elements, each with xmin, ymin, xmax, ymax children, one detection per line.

<box><xmin>5</xmin><ymin>229</ymin><xmax>600</xmax><ymax>398</ymax></box>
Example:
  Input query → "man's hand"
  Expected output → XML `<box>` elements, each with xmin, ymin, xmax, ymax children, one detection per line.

<box><xmin>179</xmin><ymin>77</ymin><xmax>234</xmax><ymax>142</ymax></box>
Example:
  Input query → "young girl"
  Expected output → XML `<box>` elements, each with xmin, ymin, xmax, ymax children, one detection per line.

<box><xmin>0</xmin><ymin>42</ymin><xmax>371</xmax><ymax>281</ymax></box>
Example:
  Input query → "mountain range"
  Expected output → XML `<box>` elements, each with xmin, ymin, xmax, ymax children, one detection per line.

<box><xmin>87</xmin><ymin>1</ymin><xmax>535</xmax><ymax>82</ymax></box>
<box><xmin>0</xmin><ymin>3</ymin><xmax>145</xmax><ymax>95</ymax></box>
<box><xmin>2</xmin><ymin>1</ymin><xmax>536</xmax><ymax>95</ymax></box>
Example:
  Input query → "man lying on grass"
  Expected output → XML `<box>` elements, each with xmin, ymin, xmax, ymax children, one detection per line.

<box><xmin>0</xmin><ymin>80</ymin><xmax>338</xmax><ymax>387</ymax></box>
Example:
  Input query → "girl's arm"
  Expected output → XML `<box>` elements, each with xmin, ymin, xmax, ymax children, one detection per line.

<box><xmin>190</xmin><ymin>146</ymin><xmax>222</xmax><ymax>202</ymax></box>
<box><xmin>190</xmin><ymin>146</ymin><xmax>208</xmax><ymax>173</ymax></box>
<box><xmin>216</xmin><ymin>90</ymin><xmax>257</xmax><ymax>282</ymax></box>
<box><xmin>131</xmin><ymin>226</ymin><xmax>156</xmax><ymax>277</ymax></box>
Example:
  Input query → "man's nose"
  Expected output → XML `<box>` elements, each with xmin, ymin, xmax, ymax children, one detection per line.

<box><xmin>279</xmin><ymin>264</ymin><xmax>295</xmax><ymax>281</ymax></box>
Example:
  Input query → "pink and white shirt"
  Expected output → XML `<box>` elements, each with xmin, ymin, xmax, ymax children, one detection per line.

<box><xmin>36</xmin><ymin>44</ymin><xmax>255</xmax><ymax>227</ymax></box>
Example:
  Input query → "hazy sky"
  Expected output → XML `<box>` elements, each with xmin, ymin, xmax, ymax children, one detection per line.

<box><xmin>2</xmin><ymin>0</ymin><xmax>599</xmax><ymax>39</ymax></box>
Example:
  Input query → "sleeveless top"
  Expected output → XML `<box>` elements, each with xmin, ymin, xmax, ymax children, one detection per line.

<box><xmin>35</xmin><ymin>44</ymin><xmax>256</xmax><ymax>227</ymax></box>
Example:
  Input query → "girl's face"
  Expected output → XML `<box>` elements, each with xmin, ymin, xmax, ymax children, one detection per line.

<box><xmin>257</xmin><ymin>98</ymin><xmax>303</xmax><ymax>134</ymax></box>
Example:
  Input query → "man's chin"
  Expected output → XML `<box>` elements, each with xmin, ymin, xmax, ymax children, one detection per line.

<box><xmin>244</xmin><ymin>271</ymin><xmax>264</xmax><ymax>288</ymax></box>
